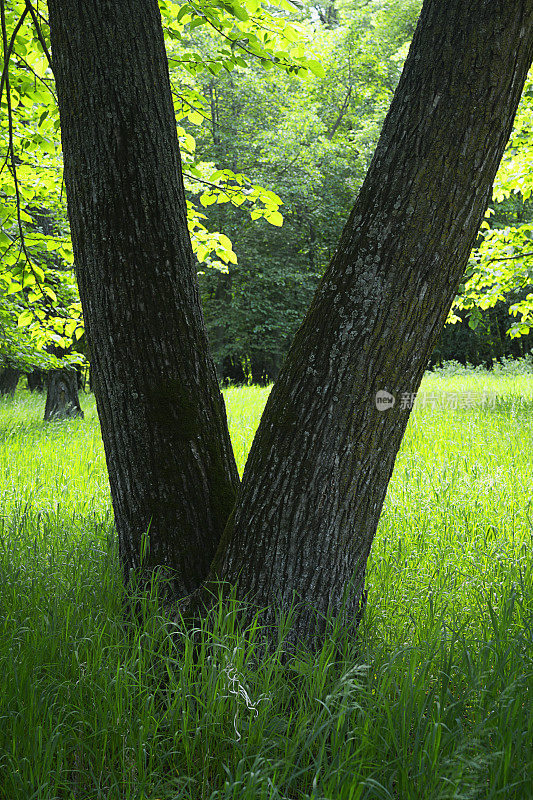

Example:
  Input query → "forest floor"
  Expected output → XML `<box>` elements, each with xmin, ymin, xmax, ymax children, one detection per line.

<box><xmin>0</xmin><ymin>362</ymin><xmax>532</xmax><ymax>799</ymax></box>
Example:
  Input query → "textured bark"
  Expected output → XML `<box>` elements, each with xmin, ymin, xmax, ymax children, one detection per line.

<box><xmin>205</xmin><ymin>0</ymin><xmax>533</xmax><ymax>649</ymax></box>
<box><xmin>0</xmin><ymin>368</ymin><xmax>20</xmax><ymax>397</ymax></box>
<box><xmin>44</xmin><ymin>369</ymin><xmax>84</xmax><ymax>421</ymax></box>
<box><xmin>47</xmin><ymin>0</ymin><xmax>239</xmax><ymax>596</ymax></box>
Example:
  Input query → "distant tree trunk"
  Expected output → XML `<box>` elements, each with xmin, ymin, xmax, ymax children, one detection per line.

<box><xmin>318</xmin><ymin>0</ymin><xmax>339</xmax><ymax>29</ymax></box>
<box><xmin>203</xmin><ymin>0</ymin><xmax>533</xmax><ymax>649</ymax></box>
<box><xmin>210</xmin><ymin>271</ymin><xmax>232</xmax><ymax>382</ymax></box>
<box><xmin>75</xmin><ymin>365</ymin><xmax>84</xmax><ymax>391</ymax></box>
<box><xmin>48</xmin><ymin>0</ymin><xmax>239</xmax><ymax>597</ymax></box>
<box><xmin>308</xmin><ymin>220</ymin><xmax>316</xmax><ymax>271</ymax></box>
<box><xmin>44</xmin><ymin>370</ymin><xmax>84</xmax><ymax>421</ymax></box>
<box><xmin>27</xmin><ymin>370</ymin><xmax>45</xmax><ymax>392</ymax></box>
<box><xmin>0</xmin><ymin>368</ymin><xmax>20</xmax><ymax>397</ymax></box>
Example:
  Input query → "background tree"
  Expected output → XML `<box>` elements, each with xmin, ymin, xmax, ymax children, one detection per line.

<box><xmin>193</xmin><ymin>0</ymin><xmax>422</xmax><ymax>380</ymax></box>
<box><xmin>0</xmin><ymin>291</ymin><xmax>73</xmax><ymax>394</ymax></box>
<box><xmin>43</xmin><ymin>367</ymin><xmax>83</xmax><ymax>420</ymax></box>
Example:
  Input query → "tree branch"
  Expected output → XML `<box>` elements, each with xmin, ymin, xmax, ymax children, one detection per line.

<box><xmin>326</xmin><ymin>84</ymin><xmax>352</xmax><ymax>141</ymax></box>
<box><xmin>486</xmin><ymin>250</ymin><xmax>533</xmax><ymax>263</ymax></box>
<box><xmin>25</xmin><ymin>0</ymin><xmax>53</xmax><ymax>71</ymax></box>
<box><xmin>0</xmin><ymin>4</ymin><xmax>28</xmax><ymax>106</ymax></box>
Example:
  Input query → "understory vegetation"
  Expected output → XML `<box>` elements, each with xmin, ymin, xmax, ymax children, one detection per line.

<box><xmin>0</xmin><ymin>364</ymin><xmax>532</xmax><ymax>799</ymax></box>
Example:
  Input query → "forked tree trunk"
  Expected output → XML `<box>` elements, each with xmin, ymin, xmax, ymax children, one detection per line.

<box><xmin>47</xmin><ymin>0</ymin><xmax>239</xmax><ymax>596</ymax></box>
<box><xmin>48</xmin><ymin>0</ymin><xmax>533</xmax><ymax>650</ymax></box>
<box><xmin>0</xmin><ymin>368</ymin><xmax>20</xmax><ymax>397</ymax></box>
<box><xmin>44</xmin><ymin>370</ymin><xmax>84</xmax><ymax>421</ymax></box>
<box><xmin>203</xmin><ymin>0</ymin><xmax>533</xmax><ymax>648</ymax></box>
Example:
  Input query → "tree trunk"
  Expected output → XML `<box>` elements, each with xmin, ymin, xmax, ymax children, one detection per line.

<box><xmin>211</xmin><ymin>271</ymin><xmax>233</xmax><ymax>382</ymax></box>
<box><xmin>27</xmin><ymin>370</ymin><xmax>45</xmax><ymax>392</ymax></box>
<box><xmin>75</xmin><ymin>365</ymin><xmax>84</xmax><ymax>392</ymax></box>
<box><xmin>203</xmin><ymin>0</ymin><xmax>533</xmax><ymax>649</ymax></box>
<box><xmin>0</xmin><ymin>368</ymin><xmax>20</xmax><ymax>397</ymax></box>
<box><xmin>47</xmin><ymin>0</ymin><xmax>239</xmax><ymax>596</ymax></box>
<box><xmin>48</xmin><ymin>0</ymin><xmax>533</xmax><ymax>650</ymax></box>
<box><xmin>44</xmin><ymin>370</ymin><xmax>84</xmax><ymax>421</ymax></box>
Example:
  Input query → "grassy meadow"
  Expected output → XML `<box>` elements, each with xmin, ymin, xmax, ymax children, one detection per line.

<box><xmin>1</xmin><ymin>362</ymin><xmax>533</xmax><ymax>799</ymax></box>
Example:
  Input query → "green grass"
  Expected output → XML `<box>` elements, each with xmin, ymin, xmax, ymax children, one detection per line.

<box><xmin>1</xmin><ymin>363</ymin><xmax>533</xmax><ymax>799</ymax></box>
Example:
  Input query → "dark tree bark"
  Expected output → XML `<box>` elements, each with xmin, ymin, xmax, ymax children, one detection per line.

<box><xmin>27</xmin><ymin>370</ymin><xmax>45</xmax><ymax>392</ymax></box>
<box><xmin>0</xmin><ymin>368</ymin><xmax>20</xmax><ymax>397</ymax></box>
<box><xmin>202</xmin><ymin>0</ymin><xmax>533</xmax><ymax>648</ymax></box>
<box><xmin>75</xmin><ymin>365</ymin><xmax>84</xmax><ymax>392</ymax></box>
<box><xmin>44</xmin><ymin>369</ymin><xmax>84</xmax><ymax>421</ymax></box>
<box><xmin>48</xmin><ymin>0</ymin><xmax>533</xmax><ymax>650</ymax></box>
<box><xmin>47</xmin><ymin>0</ymin><xmax>239</xmax><ymax>596</ymax></box>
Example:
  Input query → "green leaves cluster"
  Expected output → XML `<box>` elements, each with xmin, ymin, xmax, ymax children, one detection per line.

<box><xmin>452</xmin><ymin>72</ymin><xmax>533</xmax><ymax>339</ymax></box>
<box><xmin>161</xmin><ymin>0</ymin><xmax>324</xmax><ymax>77</ymax></box>
<box><xmin>0</xmin><ymin>0</ymin><xmax>77</xmax><ymax>366</ymax></box>
<box><xmin>194</xmin><ymin>0</ymin><xmax>422</xmax><ymax>380</ymax></box>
